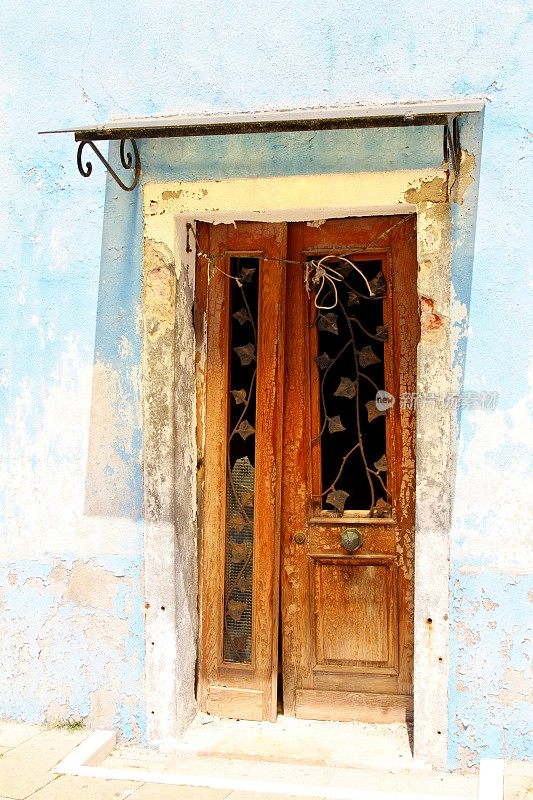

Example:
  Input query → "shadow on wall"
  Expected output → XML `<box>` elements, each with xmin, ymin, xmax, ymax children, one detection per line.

<box><xmin>447</xmin><ymin>112</ymin><xmax>484</xmax><ymax>510</ymax></box>
<box><xmin>84</xmin><ymin>141</ymin><xmax>144</xmax><ymax>522</ymax></box>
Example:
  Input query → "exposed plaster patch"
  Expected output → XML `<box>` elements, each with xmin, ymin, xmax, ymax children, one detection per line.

<box><xmin>456</xmin><ymin>621</ymin><xmax>481</xmax><ymax>647</ymax></box>
<box><xmin>63</xmin><ymin>561</ymin><xmax>121</xmax><ymax>611</ymax></box>
<box><xmin>416</xmin><ymin>203</ymin><xmax>451</xmax><ymax>323</ymax></box>
<box><xmin>90</xmin><ymin>687</ymin><xmax>118</xmax><ymax>727</ymax></box>
<box><xmin>161</xmin><ymin>188</ymin><xmax>209</xmax><ymax>202</ymax></box>
<box><xmin>24</xmin><ymin>577</ymin><xmax>45</xmax><ymax>590</ymax></box>
<box><xmin>458</xmin><ymin>745</ymin><xmax>479</xmax><ymax>772</ymax></box>
<box><xmin>495</xmin><ymin>667</ymin><xmax>531</xmax><ymax>706</ymax></box>
<box><xmin>143</xmin><ymin>239</ymin><xmax>177</xmax><ymax>340</ymax></box>
<box><xmin>160</xmin><ymin>190</ymin><xmax>181</xmax><ymax>201</ymax></box>
<box><xmin>45</xmin><ymin>699</ymin><xmax>73</xmax><ymax>725</ymax></box>
<box><xmin>454</xmin><ymin>150</ymin><xmax>476</xmax><ymax>206</ymax></box>
<box><xmin>420</xmin><ymin>296</ymin><xmax>444</xmax><ymax>332</ymax></box>
<box><xmin>404</xmin><ymin>175</ymin><xmax>447</xmax><ymax>205</ymax></box>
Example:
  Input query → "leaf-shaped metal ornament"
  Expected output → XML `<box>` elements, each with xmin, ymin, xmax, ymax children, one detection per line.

<box><xmin>317</xmin><ymin>313</ymin><xmax>339</xmax><ymax>334</ymax></box>
<box><xmin>237</xmin><ymin>420</ymin><xmax>255</xmax><ymax>440</ymax></box>
<box><xmin>375</xmin><ymin>324</ymin><xmax>389</xmax><ymax>341</ymax></box>
<box><xmin>234</xmin><ymin>343</ymin><xmax>256</xmax><ymax>366</ymax></box>
<box><xmin>374</xmin><ymin>454</ymin><xmax>388</xmax><ymax>473</ymax></box>
<box><xmin>227</xmin><ymin>600</ymin><xmax>248</xmax><ymax>621</ymax></box>
<box><xmin>233</xmin><ymin>308</ymin><xmax>250</xmax><ymax>325</ymax></box>
<box><xmin>359</xmin><ymin>345</ymin><xmax>381</xmax><ymax>367</ymax></box>
<box><xmin>334</xmin><ymin>377</ymin><xmax>357</xmax><ymax>399</ymax></box>
<box><xmin>315</xmin><ymin>352</ymin><xmax>333</xmax><ymax>370</ymax></box>
<box><xmin>326</xmin><ymin>489</ymin><xmax>349</xmax><ymax>513</ymax></box>
<box><xmin>240</xmin><ymin>490</ymin><xmax>254</xmax><ymax>507</ymax></box>
<box><xmin>366</xmin><ymin>400</ymin><xmax>386</xmax><ymax>423</ymax></box>
<box><xmin>369</xmin><ymin>271</ymin><xmax>386</xmax><ymax>296</ymax></box>
<box><xmin>347</xmin><ymin>291</ymin><xmax>360</xmax><ymax>306</ymax></box>
<box><xmin>232</xmin><ymin>634</ymin><xmax>248</xmax><ymax>653</ymax></box>
<box><xmin>372</xmin><ymin>497</ymin><xmax>392</xmax><ymax>518</ymax></box>
<box><xmin>229</xmin><ymin>512</ymin><xmax>247</xmax><ymax>532</ymax></box>
<box><xmin>240</xmin><ymin>267</ymin><xmax>256</xmax><ymax>283</ymax></box>
<box><xmin>236</xmin><ymin>574</ymin><xmax>252</xmax><ymax>592</ymax></box>
<box><xmin>230</xmin><ymin>541</ymin><xmax>250</xmax><ymax>563</ymax></box>
<box><xmin>328</xmin><ymin>415</ymin><xmax>346</xmax><ymax>433</ymax></box>
<box><xmin>334</xmin><ymin>261</ymin><xmax>353</xmax><ymax>278</ymax></box>
<box><xmin>231</xmin><ymin>389</ymin><xmax>247</xmax><ymax>405</ymax></box>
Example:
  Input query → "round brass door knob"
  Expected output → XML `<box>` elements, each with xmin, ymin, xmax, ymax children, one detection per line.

<box><xmin>293</xmin><ymin>532</ymin><xmax>306</xmax><ymax>545</ymax></box>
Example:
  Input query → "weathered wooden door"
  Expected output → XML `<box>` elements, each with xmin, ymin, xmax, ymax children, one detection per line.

<box><xmin>281</xmin><ymin>217</ymin><xmax>418</xmax><ymax>722</ymax></box>
<box><xmin>195</xmin><ymin>217</ymin><xmax>418</xmax><ymax>723</ymax></box>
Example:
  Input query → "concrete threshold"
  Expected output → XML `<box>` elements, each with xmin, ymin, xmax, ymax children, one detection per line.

<box><xmin>53</xmin><ymin>719</ymin><xmax>484</xmax><ymax>800</ymax></box>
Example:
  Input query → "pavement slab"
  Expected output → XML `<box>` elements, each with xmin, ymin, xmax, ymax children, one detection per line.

<box><xmin>0</xmin><ymin>727</ymin><xmax>89</xmax><ymax>799</ymax></box>
<box><xmin>130</xmin><ymin>786</ymin><xmax>232</xmax><ymax>800</ymax></box>
<box><xmin>0</xmin><ymin>722</ymin><xmax>43</xmax><ymax>750</ymax></box>
<box><xmin>29</xmin><ymin>775</ymin><xmax>141</xmax><ymax>799</ymax></box>
<box><xmin>226</xmin><ymin>794</ymin><xmax>324</xmax><ymax>800</ymax></box>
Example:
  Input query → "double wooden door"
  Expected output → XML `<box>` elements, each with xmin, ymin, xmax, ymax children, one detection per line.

<box><xmin>195</xmin><ymin>217</ymin><xmax>418</xmax><ymax>723</ymax></box>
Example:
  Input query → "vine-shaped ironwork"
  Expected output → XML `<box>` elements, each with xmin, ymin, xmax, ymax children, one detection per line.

<box><xmin>77</xmin><ymin>139</ymin><xmax>141</xmax><ymax>191</ymax></box>
<box><xmin>223</xmin><ymin>258</ymin><xmax>258</xmax><ymax>663</ymax></box>
<box><xmin>311</xmin><ymin>258</ymin><xmax>392</xmax><ymax>517</ymax></box>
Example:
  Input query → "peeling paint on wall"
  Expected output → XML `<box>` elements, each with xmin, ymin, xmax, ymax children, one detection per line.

<box><xmin>0</xmin><ymin>557</ymin><xmax>144</xmax><ymax>738</ymax></box>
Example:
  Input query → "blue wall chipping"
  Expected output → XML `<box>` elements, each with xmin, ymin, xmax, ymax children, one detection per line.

<box><xmin>0</xmin><ymin>0</ymin><xmax>531</xmax><ymax>765</ymax></box>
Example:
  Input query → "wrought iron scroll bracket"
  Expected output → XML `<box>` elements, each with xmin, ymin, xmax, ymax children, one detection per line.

<box><xmin>443</xmin><ymin>115</ymin><xmax>461</xmax><ymax>176</ymax></box>
<box><xmin>77</xmin><ymin>138</ymin><xmax>141</xmax><ymax>192</ymax></box>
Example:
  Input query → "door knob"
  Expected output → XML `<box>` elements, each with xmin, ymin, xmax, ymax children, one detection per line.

<box><xmin>340</xmin><ymin>528</ymin><xmax>363</xmax><ymax>553</ymax></box>
<box><xmin>293</xmin><ymin>532</ymin><xmax>306</xmax><ymax>545</ymax></box>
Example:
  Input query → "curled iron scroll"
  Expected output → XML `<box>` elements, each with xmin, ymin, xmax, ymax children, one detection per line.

<box><xmin>77</xmin><ymin>138</ymin><xmax>141</xmax><ymax>191</ymax></box>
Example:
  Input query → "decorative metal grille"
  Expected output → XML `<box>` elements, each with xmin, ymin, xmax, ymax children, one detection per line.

<box><xmin>311</xmin><ymin>258</ymin><xmax>392</xmax><ymax>516</ymax></box>
<box><xmin>223</xmin><ymin>257</ymin><xmax>259</xmax><ymax>663</ymax></box>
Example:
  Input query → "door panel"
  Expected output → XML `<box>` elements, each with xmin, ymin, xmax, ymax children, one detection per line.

<box><xmin>281</xmin><ymin>216</ymin><xmax>418</xmax><ymax>722</ymax></box>
<box><xmin>294</xmin><ymin>690</ymin><xmax>413</xmax><ymax>724</ymax></box>
<box><xmin>314</xmin><ymin>559</ymin><xmax>395</xmax><ymax>666</ymax></box>
<box><xmin>196</xmin><ymin>221</ymin><xmax>287</xmax><ymax>721</ymax></box>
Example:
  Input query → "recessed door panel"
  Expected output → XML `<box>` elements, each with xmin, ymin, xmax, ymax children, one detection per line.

<box><xmin>314</xmin><ymin>559</ymin><xmax>396</xmax><ymax>667</ymax></box>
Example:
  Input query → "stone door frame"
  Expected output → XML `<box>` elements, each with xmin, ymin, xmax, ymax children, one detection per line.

<box><xmin>140</xmin><ymin>162</ymin><xmax>475</xmax><ymax>768</ymax></box>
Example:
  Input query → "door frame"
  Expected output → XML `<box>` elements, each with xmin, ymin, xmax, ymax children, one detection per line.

<box><xmin>141</xmin><ymin>168</ymin><xmax>461</xmax><ymax>767</ymax></box>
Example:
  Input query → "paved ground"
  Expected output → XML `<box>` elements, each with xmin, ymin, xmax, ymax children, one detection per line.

<box><xmin>0</xmin><ymin>722</ymin><xmax>231</xmax><ymax>800</ymax></box>
<box><xmin>0</xmin><ymin>719</ymin><xmax>531</xmax><ymax>800</ymax></box>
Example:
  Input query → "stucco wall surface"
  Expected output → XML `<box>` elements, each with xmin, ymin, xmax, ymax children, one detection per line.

<box><xmin>0</xmin><ymin>0</ymin><xmax>531</xmax><ymax>766</ymax></box>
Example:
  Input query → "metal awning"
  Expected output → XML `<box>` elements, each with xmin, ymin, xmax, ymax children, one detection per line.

<box><xmin>39</xmin><ymin>100</ymin><xmax>484</xmax><ymax>192</ymax></box>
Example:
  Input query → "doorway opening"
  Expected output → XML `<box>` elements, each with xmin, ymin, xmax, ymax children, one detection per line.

<box><xmin>195</xmin><ymin>216</ymin><xmax>419</xmax><ymax>726</ymax></box>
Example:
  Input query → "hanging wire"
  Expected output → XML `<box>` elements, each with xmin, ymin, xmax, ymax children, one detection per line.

<box><xmin>305</xmin><ymin>255</ymin><xmax>374</xmax><ymax>309</ymax></box>
<box><xmin>186</xmin><ymin>214</ymin><xmax>415</xmax><ymax>306</ymax></box>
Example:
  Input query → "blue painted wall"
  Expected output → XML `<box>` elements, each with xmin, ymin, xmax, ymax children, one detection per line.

<box><xmin>0</xmin><ymin>0</ymin><xmax>531</xmax><ymax>766</ymax></box>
